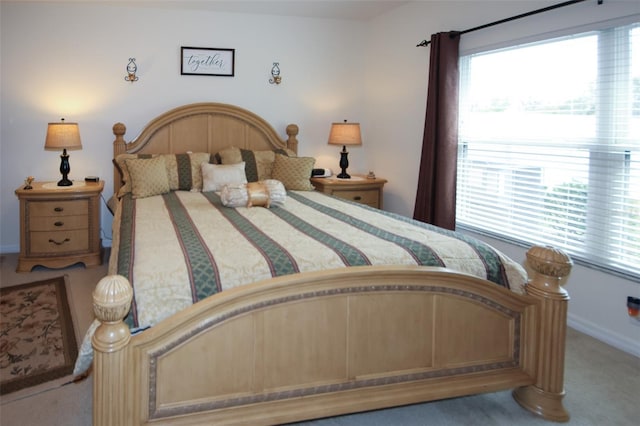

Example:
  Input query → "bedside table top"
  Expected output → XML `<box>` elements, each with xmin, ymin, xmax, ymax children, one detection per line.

<box><xmin>311</xmin><ymin>175</ymin><xmax>387</xmax><ymax>186</ymax></box>
<box><xmin>15</xmin><ymin>180</ymin><xmax>104</xmax><ymax>196</ymax></box>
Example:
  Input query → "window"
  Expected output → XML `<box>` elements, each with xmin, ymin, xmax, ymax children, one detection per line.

<box><xmin>457</xmin><ymin>22</ymin><xmax>640</xmax><ymax>280</ymax></box>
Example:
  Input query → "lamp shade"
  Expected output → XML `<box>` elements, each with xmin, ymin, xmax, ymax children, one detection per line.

<box><xmin>44</xmin><ymin>120</ymin><xmax>82</xmax><ymax>151</ymax></box>
<box><xmin>328</xmin><ymin>121</ymin><xmax>362</xmax><ymax>146</ymax></box>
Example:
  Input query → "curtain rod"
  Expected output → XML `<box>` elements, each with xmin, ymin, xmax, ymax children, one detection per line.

<box><xmin>416</xmin><ymin>0</ymin><xmax>603</xmax><ymax>47</ymax></box>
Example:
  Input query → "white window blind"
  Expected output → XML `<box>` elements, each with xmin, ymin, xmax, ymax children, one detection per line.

<box><xmin>457</xmin><ymin>22</ymin><xmax>640</xmax><ymax>280</ymax></box>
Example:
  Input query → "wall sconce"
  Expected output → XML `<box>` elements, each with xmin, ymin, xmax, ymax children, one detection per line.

<box><xmin>269</xmin><ymin>62</ymin><xmax>281</xmax><ymax>84</ymax></box>
<box><xmin>124</xmin><ymin>58</ymin><xmax>138</xmax><ymax>83</ymax></box>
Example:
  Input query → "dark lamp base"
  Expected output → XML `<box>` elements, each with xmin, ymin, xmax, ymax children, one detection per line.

<box><xmin>337</xmin><ymin>146</ymin><xmax>351</xmax><ymax>179</ymax></box>
<box><xmin>57</xmin><ymin>148</ymin><xmax>73</xmax><ymax>186</ymax></box>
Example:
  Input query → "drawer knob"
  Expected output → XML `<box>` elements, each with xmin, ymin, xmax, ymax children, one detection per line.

<box><xmin>54</xmin><ymin>207</ymin><xmax>64</xmax><ymax>212</ymax></box>
<box><xmin>49</xmin><ymin>238</ymin><xmax>70</xmax><ymax>246</ymax></box>
<box><xmin>353</xmin><ymin>196</ymin><xmax>362</xmax><ymax>201</ymax></box>
<box><xmin>54</xmin><ymin>221</ymin><xmax>64</xmax><ymax>227</ymax></box>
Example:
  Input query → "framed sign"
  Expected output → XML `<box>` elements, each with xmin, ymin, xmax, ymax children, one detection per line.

<box><xmin>181</xmin><ymin>47</ymin><xmax>235</xmax><ymax>77</ymax></box>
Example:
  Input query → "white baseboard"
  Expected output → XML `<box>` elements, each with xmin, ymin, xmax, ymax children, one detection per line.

<box><xmin>568</xmin><ymin>313</ymin><xmax>640</xmax><ymax>358</ymax></box>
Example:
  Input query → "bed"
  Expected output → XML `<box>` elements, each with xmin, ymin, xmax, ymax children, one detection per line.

<box><xmin>90</xmin><ymin>102</ymin><xmax>573</xmax><ymax>425</ymax></box>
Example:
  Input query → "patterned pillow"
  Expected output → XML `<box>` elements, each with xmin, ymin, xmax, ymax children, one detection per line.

<box><xmin>201</xmin><ymin>162</ymin><xmax>248</xmax><ymax>192</ymax></box>
<box><xmin>115</xmin><ymin>152</ymin><xmax>215</xmax><ymax>197</ymax></box>
<box><xmin>114</xmin><ymin>153</ymin><xmax>154</xmax><ymax>197</ymax></box>
<box><xmin>125</xmin><ymin>156</ymin><xmax>170</xmax><ymax>199</ymax></box>
<box><xmin>272</xmin><ymin>154</ymin><xmax>315</xmax><ymax>191</ymax></box>
<box><xmin>177</xmin><ymin>152</ymin><xmax>212</xmax><ymax>192</ymax></box>
<box><xmin>217</xmin><ymin>146</ymin><xmax>295</xmax><ymax>182</ymax></box>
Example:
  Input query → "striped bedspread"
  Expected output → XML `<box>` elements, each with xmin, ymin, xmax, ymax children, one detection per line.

<box><xmin>109</xmin><ymin>190</ymin><xmax>528</xmax><ymax>331</ymax></box>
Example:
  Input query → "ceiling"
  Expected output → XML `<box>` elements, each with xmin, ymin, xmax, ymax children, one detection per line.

<box><xmin>169</xmin><ymin>1</ymin><xmax>412</xmax><ymax>21</ymax></box>
<box><xmin>16</xmin><ymin>1</ymin><xmax>411</xmax><ymax>21</ymax></box>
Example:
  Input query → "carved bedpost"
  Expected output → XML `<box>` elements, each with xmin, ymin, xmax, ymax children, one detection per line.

<box><xmin>513</xmin><ymin>245</ymin><xmax>573</xmax><ymax>422</ymax></box>
<box><xmin>113</xmin><ymin>123</ymin><xmax>127</xmax><ymax>195</ymax></box>
<box><xmin>92</xmin><ymin>275</ymin><xmax>133</xmax><ymax>426</ymax></box>
<box><xmin>286</xmin><ymin>124</ymin><xmax>299</xmax><ymax>154</ymax></box>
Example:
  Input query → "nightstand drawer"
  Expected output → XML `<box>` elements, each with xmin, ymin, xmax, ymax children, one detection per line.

<box><xmin>334</xmin><ymin>190</ymin><xmax>379</xmax><ymax>206</ymax></box>
<box><xmin>310</xmin><ymin>176</ymin><xmax>387</xmax><ymax>209</ymax></box>
<box><xmin>30</xmin><ymin>230</ymin><xmax>89</xmax><ymax>254</ymax></box>
<box><xmin>30</xmin><ymin>200</ymin><xmax>88</xmax><ymax>217</ymax></box>
<box><xmin>29</xmin><ymin>214</ymin><xmax>88</xmax><ymax>232</ymax></box>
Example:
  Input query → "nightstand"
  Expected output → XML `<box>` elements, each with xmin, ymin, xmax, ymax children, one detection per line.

<box><xmin>15</xmin><ymin>181</ymin><xmax>104</xmax><ymax>272</ymax></box>
<box><xmin>311</xmin><ymin>175</ymin><xmax>387</xmax><ymax>209</ymax></box>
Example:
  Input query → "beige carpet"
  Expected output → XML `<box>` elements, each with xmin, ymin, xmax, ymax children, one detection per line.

<box><xmin>0</xmin><ymin>250</ymin><xmax>638</xmax><ymax>425</ymax></box>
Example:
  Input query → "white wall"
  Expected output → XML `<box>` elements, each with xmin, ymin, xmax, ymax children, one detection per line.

<box><xmin>0</xmin><ymin>1</ymin><xmax>368</xmax><ymax>251</ymax></box>
<box><xmin>364</xmin><ymin>0</ymin><xmax>640</xmax><ymax>357</ymax></box>
<box><xmin>2</xmin><ymin>1</ymin><xmax>638</xmax><ymax>356</ymax></box>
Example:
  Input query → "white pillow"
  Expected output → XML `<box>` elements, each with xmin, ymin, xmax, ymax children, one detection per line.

<box><xmin>202</xmin><ymin>162</ymin><xmax>247</xmax><ymax>192</ymax></box>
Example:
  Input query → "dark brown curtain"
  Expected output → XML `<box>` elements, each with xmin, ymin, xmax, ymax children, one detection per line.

<box><xmin>413</xmin><ymin>32</ymin><xmax>460</xmax><ymax>230</ymax></box>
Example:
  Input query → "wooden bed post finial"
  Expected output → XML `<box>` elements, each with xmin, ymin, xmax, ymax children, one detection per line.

<box><xmin>92</xmin><ymin>275</ymin><xmax>133</xmax><ymax>426</ymax></box>
<box><xmin>113</xmin><ymin>122</ymin><xmax>126</xmax><ymax>136</ymax></box>
<box><xmin>525</xmin><ymin>245</ymin><xmax>572</xmax><ymax>293</ymax></box>
<box><xmin>92</xmin><ymin>274</ymin><xmax>133</xmax><ymax>351</ymax></box>
<box><xmin>513</xmin><ymin>245</ymin><xmax>573</xmax><ymax>422</ymax></box>
<box><xmin>113</xmin><ymin>122</ymin><xmax>127</xmax><ymax>154</ymax></box>
<box><xmin>286</xmin><ymin>124</ymin><xmax>299</xmax><ymax>153</ymax></box>
<box><xmin>113</xmin><ymin>123</ymin><xmax>127</xmax><ymax>195</ymax></box>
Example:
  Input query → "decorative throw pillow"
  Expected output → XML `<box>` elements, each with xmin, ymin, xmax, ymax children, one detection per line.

<box><xmin>219</xmin><ymin>179</ymin><xmax>287</xmax><ymax>208</ymax></box>
<box><xmin>271</xmin><ymin>154</ymin><xmax>315</xmax><ymax>191</ymax></box>
<box><xmin>115</xmin><ymin>153</ymin><xmax>155</xmax><ymax>197</ymax></box>
<box><xmin>263</xmin><ymin>179</ymin><xmax>287</xmax><ymax>206</ymax></box>
<box><xmin>115</xmin><ymin>152</ymin><xmax>215</xmax><ymax>197</ymax></box>
<box><xmin>217</xmin><ymin>146</ymin><xmax>295</xmax><ymax>182</ymax></box>
<box><xmin>125</xmin><ymin>156</ymin><xmax>170</xmax><ymax>199</ymax></box>
<box><xmin>201</xmin><ymin>162</ymin><xmax>248</xmax><ymax>192</ymax></box>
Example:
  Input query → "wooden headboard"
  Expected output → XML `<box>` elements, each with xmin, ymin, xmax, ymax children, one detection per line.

<box><xmin>112</xmin><ymin>102</ymin><xmax>299</xmax><ymax>195</ymax></box>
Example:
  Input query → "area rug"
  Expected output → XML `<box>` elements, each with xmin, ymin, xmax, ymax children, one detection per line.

<box><xmin>0</xmin><ymin>276</ymin><xmax>78</xmax><ymax>395</ymax></box>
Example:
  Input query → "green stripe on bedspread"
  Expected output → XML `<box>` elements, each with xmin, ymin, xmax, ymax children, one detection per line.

<box><xmin>119</xmin><ymin>193</ymin><xmax>223</xmax><ymax>329</ymax></box>
<box><xmin>290</xmin><ymin>192</ymin><xmax>509</xmax><ymax>288</ymax></box>
<box><xmin>372</xmin><ymin>206</ymin><xmax>509</xmax><ymax>288</ymax></box>
<box><xmin>117</xmin><ymin>195</ymin><xmax>135</xmax><ymax>280</ymax></box>
<box><xmin>117</xmin><ymin>195</ymin><xmax>138</xmax><ymax>328</ymax></box>
<box><xmin>201</xmin><ymin>192</ymin><xmax>299</xmax><ymax>276</ymax></box>
<box><xmin>269</xmin><ymin>207</ymin><xmax>371</xmax><ymax>266</ymax></box>
<box><xmin>162</xmin><ymin>192</ymin><xmax>221</xmax><ymax>301</ymax></box>
<box><xmin>287</xmin><ymin>192</ymin><xmax>446</xmax><ymax>268</ymax></box>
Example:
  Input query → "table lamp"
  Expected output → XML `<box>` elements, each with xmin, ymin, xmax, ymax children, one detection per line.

<box><xmin>328</xmin><ymin>120</ymin><xmax>362</xmax><ymax>179</ymax></box>
<box><xmin>44</xmin><ymin>118</ymin><xmax>83</xmax><ymax>186</ymax></box>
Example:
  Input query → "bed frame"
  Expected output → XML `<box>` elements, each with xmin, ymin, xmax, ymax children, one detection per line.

<box><xmin>93</xmin><ymin>102</ymin><xmax>573</xmax><ymax>425</ymax></box>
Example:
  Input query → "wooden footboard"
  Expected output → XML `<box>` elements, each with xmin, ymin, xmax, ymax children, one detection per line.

<box><xmin>92</xmin><ymin>246</ymin><xmax>572</xmax><ymax>425</ymax></box>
